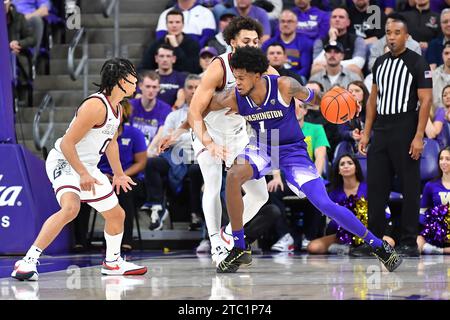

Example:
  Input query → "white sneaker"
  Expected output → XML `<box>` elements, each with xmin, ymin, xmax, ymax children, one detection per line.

<box><xmin>101</xmin><ymin>257</ymin><xmax>147</xmax><ymax>276</ymax></box>
<box><xmin>220</xmin><ymin>225</ymin><xmax>234</xmax><ymax>251</ymax></box>
<box><xmin>196</xmin><ymin>239</ymin><xmax>211</xmax><ymax>253</ymax></box>
<box><xmin>422</xmin><ymin>243</ymin><xmax>443</xmax><ymax>255</ymax></box>
<box><xmin>11</xmin><ymin>258</ymin><xmax>39</xmax><ymax>281</ymax></box>
<box><xmin>211</xmin><ymin>245</ymin><xmax>229</xmax><ymax>267</ymax></box>
<box><xmin>271</xmin><ymin>233</ymin><xmax>295</xmax><ymax>252</ymax></box>
<box><xmin>328</xmin><ymin>243</ymin><xmax>350</xmax><ymax>255</ymax></box>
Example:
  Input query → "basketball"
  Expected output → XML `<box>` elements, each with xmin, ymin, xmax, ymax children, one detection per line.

<box><xmin>320</xmin><ymin>87</ymin><xmax>357</xmax><ymax>124</ymax></box>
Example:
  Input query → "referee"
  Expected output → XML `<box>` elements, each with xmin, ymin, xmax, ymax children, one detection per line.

<box><xmin>358</xmin><ymin>13</ymin><xmax>433</xmax><ymax>257</ymax></box>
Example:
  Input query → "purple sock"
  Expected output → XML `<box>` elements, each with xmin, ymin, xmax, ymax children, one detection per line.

<box><xmin>232</xmin><ymin>229</ymin><xmax>246</xmax><ymax>249</ymax></box>
<box><xmin>300</xmin><ymin>178</ymin><xmax>383</xmax><ymax>249</ymax></box>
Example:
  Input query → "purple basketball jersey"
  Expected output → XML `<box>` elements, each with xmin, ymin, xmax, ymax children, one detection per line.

<box><xmin>235</xmin><ymin>74</ymin><xmax>306</xmax><ymax>147</ymax></box>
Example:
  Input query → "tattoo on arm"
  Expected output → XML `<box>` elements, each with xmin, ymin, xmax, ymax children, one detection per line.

<box><xmin>287</xmin><ymin>77</ymin><xmax>309</xmax><ymax>100</ymax></box>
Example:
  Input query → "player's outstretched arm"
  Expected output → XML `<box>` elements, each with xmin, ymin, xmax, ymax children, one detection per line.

<box><xmin>278</xmin><ymin>76</ymin><xmax>322</xmax><ymax>106</ymax></box>
<box><xmin>187</xmin><ymin>59</ymin><xmax>224</xmax><ymax>148</ymax></box>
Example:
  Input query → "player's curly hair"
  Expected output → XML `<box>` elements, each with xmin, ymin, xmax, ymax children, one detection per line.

<box><xmin>94</xmin><ymin>58</ymin><xmax>137</xmax><ymax>96</ymax></box>
<box><xmin>223</xmin><ymin>16</ymin><xmax>263</xmax><ymax>45</ymax></box>
<box><xmin>230</xmin><ymin>46</ymin><xmax>268</xmax><ymax>74</ymax></box>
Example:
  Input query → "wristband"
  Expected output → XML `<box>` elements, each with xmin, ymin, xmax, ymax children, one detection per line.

<box><xmin>302</xmin><ymin>87</ymin><xmax>315</xmax><ymax>104</ymax></box>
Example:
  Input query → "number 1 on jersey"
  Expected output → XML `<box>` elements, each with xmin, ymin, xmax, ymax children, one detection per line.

<box><xmin>259</xmin><ymin>121</ymin><xmax>266</xmax><ymax>133</ymax></box>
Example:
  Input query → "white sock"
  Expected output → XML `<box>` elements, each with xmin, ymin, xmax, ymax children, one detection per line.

<box><xmin>25</xmin><ymin>245</ymin><xmax>42</xmax><ymax>260</ymax></box>
<box><xmin>241</xmin><ymin>177</ymin><xmax>269</xmax><ymax>225</ymax></box>
<box><xmin>104</xmin><ymin>231</ymin><xmax>123</xmax><ymax>262</ymax></box>
<box><xmin>422</xmin><ymin>242</ymin><xmax>443</xmax><ymax>255</ymax></box>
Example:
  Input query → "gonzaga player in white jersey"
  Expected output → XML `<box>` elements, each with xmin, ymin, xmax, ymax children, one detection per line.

<box><xmin>12</xmin><ymin>59</ymin><xmax>147</xmax><ymax>281</ymax></box>
<box><xmin>161</xmin><ymin>17</ymin><xmax>278</xmax><ymax>266</ymax></box>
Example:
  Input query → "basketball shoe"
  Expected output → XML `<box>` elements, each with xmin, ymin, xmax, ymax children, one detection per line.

<box><xmin>11</xmin><ymin>257</ymin><xmax>39</xmax><ymax>281</ymax></box>
<box><xmin>216</xmin><ymin>246</ymin><xmax>252</xmax><ymax>273</ymax></box>
<box><xmin>210</xmin><ymin>234</ymin><xmax>229</xmax><ymax>267</ymax></box>
<box><xmin>220</xmin><ymin>225</ymin><xmax>234</xmax><ymax>251</ymax></box>
<box><xmin>101</xmin><ymin>257</ymin><xmax>147</xmax><ymax>276</ymax></box>
<box><xmin>371</xmin><ymin>240</ymin><xmax>403</xmax><ymax>272</ymax></box>
<box><xmin>271</xmin><ymin>233</ymin><xmax>295</xmax><ymax>252</ymax></box>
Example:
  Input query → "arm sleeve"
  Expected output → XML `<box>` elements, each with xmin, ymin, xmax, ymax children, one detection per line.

<box><xmin>18</xmin><ymin>14</ymin><xmax>37</xmax><ymax>49</ymax></box>
<box><xmin>318</xmin><ymin>11</ymin><xmax>330</xmax><ymax>40</ymax></box>
<box><xmin>138</xmin><ymin>42</ymin><xmax>158</xmax><ymax>72</ymax></box>
<box><xmin>155</xmin><ymin>10</ymin><xmax>169</xmax><ymax>40</ymax></box>
<box><xmin>312</xmin><ymin>38</ymin><xmax>324</xmax><ymax>60</ymax></box>
<box><xmin>420</xmin><ymin>182</ymin><xmax>433</xmax><ymax>210</ymax></box>
<box><xmin>415</xmin><ymin>56</ymin><xmax>433</xmax><ymax>89</ymax></box>
<box><xmin>198</xmin><ymin>8</ymin><xmax>217</xmax><ymax>48</ymax></box>
<box><xmin>37</xmin><ymin>0</ymin><xmax>51</xmax><ymax>8</ymax></box>
<box><xmin>368</xmin><ymin>39</ymin><xmax>384</xmax><ymax>71</ymax></box>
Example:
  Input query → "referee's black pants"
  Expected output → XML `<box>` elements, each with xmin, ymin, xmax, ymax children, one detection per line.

<box><xmin>367</xmin><ymin>112</ymin><xmax>420</xmax><ymax>246</ymax></box>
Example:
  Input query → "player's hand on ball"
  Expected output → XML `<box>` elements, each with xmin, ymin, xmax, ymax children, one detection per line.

<box><xmin>112</xmin><ymin>175</ymin><xmax>137</xmax><ymax>195</ymax></box>
<box><xmin>80</xmin><ymin>172</ymin><xmax>103</xmax><ymax>196</ymax></box>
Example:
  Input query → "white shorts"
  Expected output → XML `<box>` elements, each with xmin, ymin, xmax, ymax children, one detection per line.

<box><xmin>192</xmin><ymin>129</ymin><xmax>249</xmax><ymax>168</ymax></box>
<box><xmin>45</xmin><ymin>149</ymin><xmax>118</xmax><ymax>212</ymax></box>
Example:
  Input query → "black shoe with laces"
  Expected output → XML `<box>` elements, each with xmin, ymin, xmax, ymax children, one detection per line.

<box><xmin>372</xmin><ymin>240</ymin><xmax>403</xmax><ymax>272</ymax></box>
<box><xmin>216</xmin><ymin>246</ymin><xmax>252</xmax><ymax>273</ymax></box>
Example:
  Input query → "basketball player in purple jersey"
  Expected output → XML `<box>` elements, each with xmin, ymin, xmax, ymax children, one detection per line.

<box><xmin>201</xmin><ymin>46</ymin><xmax>402</xmax><ymax>273</ymax></box>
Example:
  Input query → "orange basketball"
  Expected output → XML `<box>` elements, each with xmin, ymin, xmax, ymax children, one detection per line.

<box><xmin>320</xmin><ymin>87</ymin><xmax>357</xmax><ymax>124</ymax></box>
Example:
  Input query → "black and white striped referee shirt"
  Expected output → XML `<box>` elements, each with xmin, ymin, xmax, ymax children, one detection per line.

<box><xmin>372</xmin><ymin>48</ymin><xmax>432</xmax><ymax>115</ymax></box>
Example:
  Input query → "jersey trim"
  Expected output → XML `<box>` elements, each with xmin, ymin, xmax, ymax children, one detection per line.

<box><xmin>75</xmin><ymin>96</ymin><xmax>109</xmax><ymax>129</ymax></box>
<box><xmin>81</xmin><ymin>190</ymin><xmax>115</xmax><ymax>203</ymax></box>
<box><xmin>215</xmin><ymin>56</ymin><xmax>227</xmax><ymax>92</ymax></box>
<box><xmin>55</xmin><ymin>185</ymin><xmax>81</xmax><ymax>196</ymax></box>
<box><xmin>104</xmin><ymin>95</ymin><xmax>120</xmax><ymax>119</ymax></box>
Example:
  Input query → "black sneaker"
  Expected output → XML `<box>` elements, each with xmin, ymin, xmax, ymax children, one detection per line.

<box><xmin>396</xmin><ymin>244</ymin><xmax>420</xmax><ymax>257</ymax></box>
<box><xmin>216</xmin><ymin>246</ymin><xmax>252</xmax><ymax>273</ymax></box>
<box><xmin>372</xmin><ymin>240</ymin><xmax>403</xmax><ymax>272</ymax></box>
<box><xmin>349</xmin><ymin>243</ymin><xmax>372</xmax><ymax>257</ymax></box>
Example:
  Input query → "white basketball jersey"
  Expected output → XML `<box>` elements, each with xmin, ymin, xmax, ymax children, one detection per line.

<box><xmin>54</xmin><ymin>92</ymin><xmax>122</xmax><ymax>167</ymax></box>
<box><xmin>204</xmin><ymin>52</ymin><xmax>246</xmax><ymax>137</ymax></box>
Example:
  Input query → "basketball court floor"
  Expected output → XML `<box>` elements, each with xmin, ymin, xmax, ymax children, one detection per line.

<box><xmin>1</xmin><ymin>252</ymin><xmax>449</xmax><ymax>300</ymax></box>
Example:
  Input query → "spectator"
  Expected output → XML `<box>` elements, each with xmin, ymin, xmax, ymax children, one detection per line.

<box><xmin>199</xmin><ymin>46</ymin><xmax>218</xmax><ymax>76</ymax></box>
<box><xmin>348</xmin><ymin>0</ymin><xmax>387</xmax><ymax>45</ymax></box>
<box><xmin>431</xmin><ymin>41</ymin><xmax>450</xmax><ymax>110</ymax></box>
<box><xmin>232</xmin><ymin>0</ymin><xmax>272</xmax><ymax>43</ymax></box>
<box><xmin>207</xmin><ymin>9</ymin><xmax>236</xmax><ymax>55</ymax></box>
<box><xmin>426</xmin><ymin>8</ymin><xmax>450</xmax><ymax>70</ymax></box>
<box><xmin>129</xmin><ymin>70</ymin><xmax>172</xmax><ymax>149</ymax></box>
<box><xmin>12</xmin><ymin>0</ymin><xmax>49</xmax><ymax>62</ymax></box>
<box><xmin>337</xmin><ymin>81</ymin><xmax>369</xmax><ymax>152</ymax></box>
<box><xmin>265</xmin><ymin>42</ymin><xmax>306</xmax><ymax>84</ymax></box>
<box><xmin>5</xmin><ymin>0</ymin><xmax>36</xmax><ymax>102</ymax></box>
<box><xmin>150</xmin><ymin>44</ymin><xmax>188</xmax><ymax>107</ymax></box>
<box><xmin>144</xmin><ymin>75</ymin><xmax>201</xmax><ymax>231</ymax></box>
<box><xmin>425</xmin><ymin>85</ymin><xmax>450</xmax><ymax>148</ymax></box>
<box><xmin>139</xmin><ymin>9</ymin><xmax>201</xmax><ymax>74</ymax></box>
<box><xmin>309</xmin><ymin>41</ymin><xmax>362</xmax><ymax>92</ymax></box>
<box><xmin>401</xmin><ymin>0</ymin><xmax>440</xmax><ymax>52</ymax></box>
<box><xmin>311</xmin><ymin>7</ymin><xmax>366</xmax><ymax>76</ymax></box>
<box><xmin>262</xmin><ymin>9</ymin><xmax>314</xmax><ymax>79</ymax></box>
<box><xmin>156</xmin><ymin>0</ymin><xmax>216</xmax><ymax>48</ymax></box>
<box><xmin>292</xmin><ymin>0</ymin><xmax>330</xmax><ymax>42</ymax></box>
<box><xmin>417</xmin><ymin>146</ymin><xmax>450</xmax><ymax>255</ymax></box>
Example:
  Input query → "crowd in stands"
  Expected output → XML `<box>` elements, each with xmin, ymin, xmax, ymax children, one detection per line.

<box><xmin>5</xmin><ymin>0</ymin><xmax>450</xmax><ymax>255</ymax></box>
